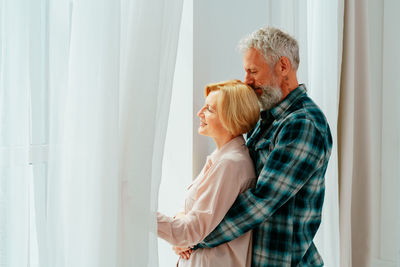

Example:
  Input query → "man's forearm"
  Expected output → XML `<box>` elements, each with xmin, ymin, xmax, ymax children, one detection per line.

<box><xmin>194</xmin><ymin>191</ymin><xmax>264</xmax><ymax>248</ymax></box>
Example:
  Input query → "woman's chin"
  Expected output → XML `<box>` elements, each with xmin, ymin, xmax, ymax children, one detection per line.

<box><xmin>198</xmin><ymin>128</ymin><xmax>208</xmax><ymax>136</ymax></box>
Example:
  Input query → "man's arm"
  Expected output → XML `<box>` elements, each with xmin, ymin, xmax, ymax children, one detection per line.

<box><xmin>196</xmin><ymin>118</ymin><xmax>328</xmax><ymax>248</ymax></box>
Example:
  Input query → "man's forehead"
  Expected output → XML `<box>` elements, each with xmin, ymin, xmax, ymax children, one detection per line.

<box><xmin>243</xmin><ymin>48</ymin><xmax>268</xmax><ymax>67</ymax></box>
<box><xmin>244</xmin><ymin>47</ymin><xmax>260</xmax><ymax>58</ymax></box>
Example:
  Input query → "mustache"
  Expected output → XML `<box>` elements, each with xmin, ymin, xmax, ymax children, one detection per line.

<box><xmin>247</xmin><ymin>85</ymin><xmax>263</xmax><ymax>93</ymax></box>
<box><xmin>248</xmin><ymin>84</ymin><xmax>260</xmax><ymax>90</ymax></box>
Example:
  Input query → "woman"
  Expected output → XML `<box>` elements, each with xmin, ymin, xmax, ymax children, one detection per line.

<box><xmin>157</xmin><ymin>80</ymin><xmax>260</xmax><ymax>267</ymax></box>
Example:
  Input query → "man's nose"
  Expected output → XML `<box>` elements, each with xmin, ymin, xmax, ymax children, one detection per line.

<box><xmin>244</xmin><ymin>73</ymin><xmax>253</xmax><ymax>85</ymax></box>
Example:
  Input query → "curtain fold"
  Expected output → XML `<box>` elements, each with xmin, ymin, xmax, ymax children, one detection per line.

<box><xmin>0</xmin><ymin>0</ymin><xmax>32</xmax><ymax>265</ymax></box>
<box><xmin>338</xmin><ymin>0</ymin><xmax>373</xmax><ymax>266</ymax></box>
<box><xmin>118</xmin><ymin>0</ymin><xmax>183</xmax><ymax>266</ymax></box>
<box><xmin>46</xmin><ymin>1</ymin><xmax>122</xmax><ymax>266</ymax></box>
<box><xmin>1</xmin><ymin>0</ymin><xmax>183</xmax><ymax>266</ymax></box>
<box><xmin>306</xmin><ymin>1</ymin><xmax>343</xmax><ymax>267</ymax></box>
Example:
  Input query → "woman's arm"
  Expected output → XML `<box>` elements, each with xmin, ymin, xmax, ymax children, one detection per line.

<box><xmin>157</xmin><ymin>158</ymin><xmax>251</xmax><ymax>247</ymax></box>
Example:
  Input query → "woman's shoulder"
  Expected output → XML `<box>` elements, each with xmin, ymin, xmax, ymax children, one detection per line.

<box><xmin>213</xmin><ymin>152</ymin><xmax>256</xmax><ymax>192</ymax></box>
<box><xmin>216</xmin><ymin>148</ymin><xmax>255</xmax><ymax>178</ymax></box>
<box><xmin>219</xmin><ymin>149</ymin><xmax>250</xmax><ymax>163</ymax></box>
<box><xmin>219</xmin><ymin>144</ymin><xmax>252</xmax><ymax>165</ymax></box>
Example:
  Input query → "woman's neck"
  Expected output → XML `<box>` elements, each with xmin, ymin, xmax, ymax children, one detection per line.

<box><xmin>213</xmin><ymin>134</ymin><xmax>238</xmax><ymax>150</ymax></box>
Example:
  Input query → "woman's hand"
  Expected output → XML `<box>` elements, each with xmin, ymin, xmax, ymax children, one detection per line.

<box><xmin>171</xmin><ymin>213</ymin><xmax>193</xmax><ymax>259</ymax></box>
<box><xmin>172</xmin><ymin>246</ymin><xmax>193</xmax><ymax>260</ymax></box>
<box><xmin>173</xmin><ymin>212</ymin><xmax>185</xmax><ymax>219</ymax></box>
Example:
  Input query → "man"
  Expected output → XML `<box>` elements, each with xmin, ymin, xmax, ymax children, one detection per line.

<box><xmin>186</xmin><ymin>27</ymin><xmax>333</xmax><ymax>266</ymax></box>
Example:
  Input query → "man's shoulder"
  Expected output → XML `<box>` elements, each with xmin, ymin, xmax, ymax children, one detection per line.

<box><xmin>282</xmin><ymin>94</ymin><xmax>330</xmax><ymax>134</ymax></box>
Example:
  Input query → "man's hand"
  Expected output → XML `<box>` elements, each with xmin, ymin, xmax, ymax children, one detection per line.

<box><xmin>172</xmin><ymin>246</ymin><xmax>193</xmax><ymax>260</ymax></box>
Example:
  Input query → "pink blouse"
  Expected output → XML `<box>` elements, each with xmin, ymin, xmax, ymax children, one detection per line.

<box><xmin>157</xmin><ymin>136</ymin><xmax>256</xmax><ymax>267</ymax></box>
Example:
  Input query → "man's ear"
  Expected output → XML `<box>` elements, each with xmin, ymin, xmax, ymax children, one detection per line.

<box><xmin>275</xmin><ymin>56</ymin><xmax>291</xmax><ymax>76</ymax></box>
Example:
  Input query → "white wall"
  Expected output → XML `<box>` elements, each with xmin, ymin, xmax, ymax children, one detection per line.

<box><xmin>367</xmin><ymin>0</ymin><xmax>384</xmax><ymax>263</ymax></box>
<box><xmin>380</xmin><ymin>0</ymin><xmax>400</xmax><ymax>265</ymax></box>
<box><xmin>368</xmin><ymin>0</ymin><xmax>400</xmax><ymax>266</ymax></box>
<box><xmin>193</xmin><ymin>0</ymin><xmax>269</xmax><ymax>175</ymax></box>
<box><xmin>193</xmin><ymin>0</ymin><xmax>308</xmax><ymax>176</ymax></box>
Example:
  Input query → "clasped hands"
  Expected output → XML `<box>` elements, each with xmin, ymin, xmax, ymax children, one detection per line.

<box><xmin>172</xmin><ymin>245</ymin><xmax>193</xmax><ymax>260</ymax></box>
<box><xmin>172</xmin><ymin>212</ymin><xmax>194</xmax><ymax>260</ymax></box>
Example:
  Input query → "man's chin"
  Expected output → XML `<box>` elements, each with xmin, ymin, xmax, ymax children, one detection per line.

<box><xmin>258</xmin><ymin>86</ymin><xmax>282</xmax><ymax>110</ymax></box>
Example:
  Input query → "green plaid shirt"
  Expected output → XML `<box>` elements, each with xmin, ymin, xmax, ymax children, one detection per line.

<box><xmin>196</xmin><ymin>85</ymin><xmax>332</xmax><ymax>267</ymax></box>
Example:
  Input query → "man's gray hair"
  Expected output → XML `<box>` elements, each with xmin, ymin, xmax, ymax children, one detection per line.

<box><xmin>238</xmin><ymin>27</ymin><xmax>300</xmax><ymax>71</ymax></box>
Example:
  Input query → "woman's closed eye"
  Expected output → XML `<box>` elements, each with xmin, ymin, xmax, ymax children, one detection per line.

<box><xmin>206</xmin><ymin>105</ymin><xmax>215</xmax><ymax>113</ymax></box>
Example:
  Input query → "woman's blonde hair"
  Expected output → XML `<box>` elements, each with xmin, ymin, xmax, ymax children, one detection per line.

<box><xmin>205</xmin><ymin>80</ymin><xmax>260</xmax><ymax>136</ymax></box>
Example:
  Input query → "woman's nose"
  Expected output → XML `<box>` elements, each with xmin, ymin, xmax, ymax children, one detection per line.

<box><xmin>197</xmin><ymin>107</ymin><xmax>203</xmax><ymax>118</ymax></box>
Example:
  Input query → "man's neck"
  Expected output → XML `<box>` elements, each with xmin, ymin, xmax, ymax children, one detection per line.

<box><xmin>279</xmin><ymin>72</ymin><xmax>298</xmax><ymax>100</ymax></box>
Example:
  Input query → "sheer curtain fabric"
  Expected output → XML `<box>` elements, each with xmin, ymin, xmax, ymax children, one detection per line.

<box><xmin>0</xmin><ymin>0</ymin><xmax>183</xmax><ymax>267</ymax></box>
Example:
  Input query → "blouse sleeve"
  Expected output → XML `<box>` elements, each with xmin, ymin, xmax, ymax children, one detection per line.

<box><xmin>157</xmin><ymin>158</ymin><xmax>252</xmax><ymax>247</ymax></box>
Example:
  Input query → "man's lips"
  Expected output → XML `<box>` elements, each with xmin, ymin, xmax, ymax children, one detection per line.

<box><xmin>253</xmin><ymin>87</ymin><xmax>263</xmax><ymax>96</ymax></box>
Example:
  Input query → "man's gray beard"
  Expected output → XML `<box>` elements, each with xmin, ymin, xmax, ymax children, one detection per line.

<box><xmin>258</xmin><ymin>85</ymin><xmax>283</xmax><ymax>110</ymax></box>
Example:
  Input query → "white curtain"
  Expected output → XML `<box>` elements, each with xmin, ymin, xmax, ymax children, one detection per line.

<box><xmin>118</xmin><ymin>0</ymin><xmax>183</xmax><ymax>266</ymax></box>
<box><xmin>306</xmin><ymin>2</ymin><xmax>343</xmax><ymax>267</ymax></box>
<box><xmin>338</xmin><ymin>0</ymin><xmax>373</xmax><ymax>266</ymax></box>
<box><xmin>0</xmin><ymin>1</ymin><xmax>33</xmax><ymax>266</ymax></box>
<box><xmin>157</xmin><ymin>0</ymin><xmax>193</xmax><ymax>266</ymax></box>
<box><xmin>339</xmin><ymin>0</ymin><xmax>400</xmax><ymax>266</ymax></box>
<box><xmin>0</xmin><ymin>0</ymin><xmax>183</xmax><ymax>267</ymax></box>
